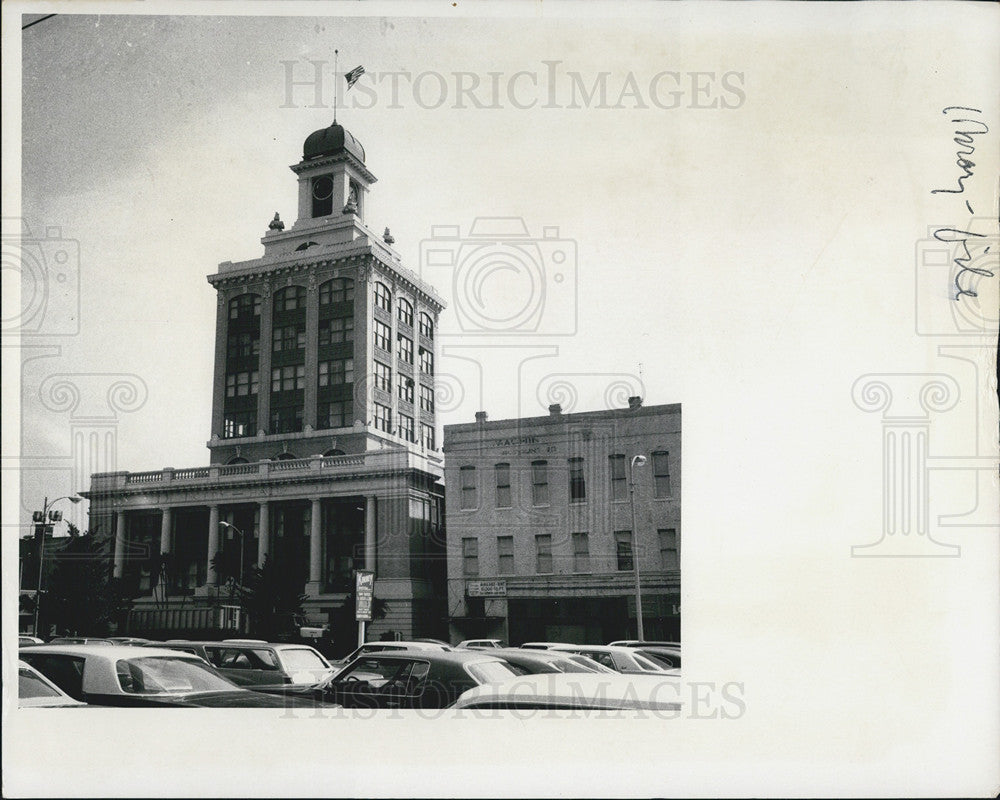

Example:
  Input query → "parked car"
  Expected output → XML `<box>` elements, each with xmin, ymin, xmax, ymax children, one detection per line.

<box><xmin>457</xmin><ymin>639</ymin><xmax>504</xmax><ymax>649</ymax></box>
<box><xmin>19</xmin><ymin>645</ymin><xmax>336</xmax><ymax>708</ymax></box>
<box><xmin>329</xmin><ymin>640</ymin><xmax>453</xmax><ymax>669</ymax></box>
<box><xmin>548</xmin><ymin>644</ymin><xmax>677</xmax><ymax>674</ymax></box>
<box><xmin>491</xmin><ymin>648</ymin><xmax>616</xmax><ymax>676</ymax></box>
<box><xmin>411</xmin><ymin>638</ymin><xmax>452</xmax><ymax>646</ymax></box>
<box><xmin>609</xmin><ymin>640</ymin><xmax>682</xmax><ymax>649</ymax></box>
<box><xmin>106</xmin><ymin>637</ymin><xmax>154</xmax><ymax>646</ymax></box>
<box><xmin>18</xmin><ymin>660</ymin><xmax>87</xmax><ymax>708</ymax></box>
<box><xmin>450</xmin><ymin>672</ymin><xmax>683</xmax><ymax>713</ymax></box>
<box><xmin>518</xmin><ymin>642</ymin><xmax>571</xmax><ymax>650</ymax></box>
<box><xmin>150</xmin><ymin>640</ymin><xmax>334</xmax><ymax>687</ymax></box>
<box><xmin>258</xmin><ymin>650</ymin><xmax>518</xmax><ymax>709</ymax></box>
<box><xmin>630</xmin><ymin>646</ymin><xmax>682</xmax><ymax>669</ymax></box>
<box><xmin>18</xmin><ymin>636</ymin><xmax>45</xmax><ymax>647</ymax></box>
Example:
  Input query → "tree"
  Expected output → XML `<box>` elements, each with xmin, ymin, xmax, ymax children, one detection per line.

<box><xmin>236</xmin><ymin>555</ymin><xmax>308</xmax><ymax>641</ymax></box>
<box><xmin>42</xmin><ymin>528</ymin><xmax>134</xmax><ymax>636</ymax></box>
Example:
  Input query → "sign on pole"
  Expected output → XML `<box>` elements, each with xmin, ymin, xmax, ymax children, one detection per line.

<box><xmin>355</xmin><ymin>569</ymin><xmax>375</xmax><ymax>622</ymax></box>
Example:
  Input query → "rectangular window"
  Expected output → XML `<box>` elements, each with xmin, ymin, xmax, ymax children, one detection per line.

<box><xmin>398</xmin><ymin>379</ymin><xmax>414</xmax><ymax>404</ymax></box>
<box><xmin>653</xmin><ymin>451</ymin><xmax>671</xmax><ymax>498</ymax></box>
<box><xmin>398</xmin><ymin>413</ymin><xmax>415</xmax><ymax>442</ymax></box>
<box><xmin>460</xmin><ymin>466</ymin><xmax>477</xmax><ymax>509</ymax></box>
<box><xmin>659</xmin><ymin>528</ymin><xmax>678</xmax><ymax>571</ymax></box>
<box><xmin>462</xmin><ymin>538</ymin><xmax>479</xmax><ymax>577</ymax></box>
<box><xmin>572</xmin><ymin>532</ymin><xmax>590</xmax><ymax>573</ymax></box>
<box><xmin>421</xmin><ymin>424</ymin><xmax>435</xmax><ymax>450</ymax></box>
<box><xmin>373</xmin><ymin>402</ymin><xmax>392</xmax><ymax>433</ymax></box>
<box><xmin>318</xmin><ymin>316</ymin><xmax>354</xmax><ymax>346</ymax></box>
<box><xmin>318</xmin><ymin>358</ymin><xmax>354</xmax><ymax>387</ymax></box>
<box><xmin>272</xmin><ymin>324</ymin><xmax>305</xmax><ymax>352</ymax></box>
<box><xmin>227</xmin><ymin>331</ymin><xmax>259</xmax><ymax>358</ymax></box>
<box><xmin>374</xmin><ymin>320</ymin><xmax>392</xmax><ymax>352</ymax></box>
<box><xmin>497</xmin><ymin>536</ymin><xmax>514</xmax><ymax>575</ymax></box>
<box><xmin>223</xmin><ymin>411</ymin><xmax>255</xmax><ymax>438</ymax></box>
<box><xmin>270</xmin><ymin>406</ymin><xmax>303</xmax><ymax>434</ymax></box>
<box><xmin>320</xmin><ymin>279</ymin><xmax>354</xmax><ymax>305</ymax></box>
<box><xmin>535</xmin><ymin>534</ymin><xmax>553</xmax><ymax>574</ymax></box>
<box><xmin>398</xmin><ymin>335</ymin><xmax>414</xmax><ymax>364</ymax></box>
<box><xmin>271</xmin><ymin>364</ymin><xmax>304</xmax><ymax>392</ymax></box>
<box><xmin>419</xmin><ymin>347</ymin><xmax>433</xmax><ymax>374</ymax></box>
<box><xmin>609</xmin><ymin>454</ymin><xmax>627</xmax><ymax>502</ymax></box>
<box><xmin>495</xmin><ymin>463</ymin><xmax>511</xmax><ymax>508</ymax></box>
<box><xmin>419</xmin><ymin>384</ymin><xmax>435</xmax><ymax>413</ymax></box>
<box><xmin>374</xmin><ymin>360</ymin><xmax>392</xmax><ymax>392</ymax></box>
<box><xmin>531</xmin><ymin>460</ymin><xmax>549</xmax><ymax>506</ymax></box>
<box><xmin>318</xmin><ymin>400</ymin><xmax>350</xmax><ymax>429</ymax></box>
<box><xmin>615</xmin><ymin>530</ymin><xmax>634</xmax><ymax>572</ymax></box>
<box><xmin>569</xmin><ymin>457</ymin><xmax>586</xmax><ymax>503</ymax></box>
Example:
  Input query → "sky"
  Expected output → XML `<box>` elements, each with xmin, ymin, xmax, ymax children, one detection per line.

<box><xmin>4</xmin><ymin>3</ymin><xmax>999</xmax><ymax>795</ymax></box>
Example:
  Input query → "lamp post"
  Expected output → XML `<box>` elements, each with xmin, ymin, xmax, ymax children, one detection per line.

<box><xmin>31</xmin><ymin>495</ymin><xmax>83</xmax><ymax>636</ymax></box>
<box><xmin>218</xmin><ymin>521</ymin><xmax>245</xmax><ymax>590</ymax></box>
<box><xmin>628</xmin><ymin>455</ymin><xmax>648</xmax><ymax>641</ymax></box>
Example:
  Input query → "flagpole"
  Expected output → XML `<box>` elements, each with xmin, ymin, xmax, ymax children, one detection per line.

<box><xmin>334</xmin><ymin>49</ymin><xmax>339</xmax><ymax>124</ymax></box>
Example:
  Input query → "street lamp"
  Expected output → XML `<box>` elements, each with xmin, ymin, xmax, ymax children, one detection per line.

<box><xmin>32</xmin><ymin>494</ymin><xmax>83</xmax><ymax>636</ymax></box>
<box><xmin>628</xmin><ymin>455</ymin><xmax>648</xmax><ymax>641</ymax></box>
<box><xmin>218</xmin><ymin>521</ymin><xmax>245</xmax><ymax>590</ymax></box>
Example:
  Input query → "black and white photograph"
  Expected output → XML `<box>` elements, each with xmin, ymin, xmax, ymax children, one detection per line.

<box><xmin>3</xmin><ymin>2</ymin><xmax>998</xmax><ymax>797</ymax></box>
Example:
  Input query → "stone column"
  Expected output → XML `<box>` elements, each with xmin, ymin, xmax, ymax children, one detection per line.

<box><xmin>258</xmin><ymin>501</ymin><xmax>270</xmax><ymax>565</ymax></box>
<box><xmin>304</xmin><ymin>280</ymin><xmax>319</xmax><ymax>430</ymax></box>
<box><xmin>207</xmin><ymin>505</ymin><xmax>220</xmax><ymax>585</ymax></box>
<box><xmin>258</xmin><ymin>288</ymin><xmax>274</xmax><ymax>435</ymax></box>
<box><xmin>159</xmin><ymin>507</ymin><xmax>173</xmax><ymax>556</ymax></box>
<box><xmin>113</xmin><ymin>511</ymin><xmax>127</xmax><ymax>578</ymax></box>
<box><xmin>364</xmin><ymin>495</ymin><xmax>377</xmax><ymax>572</ymax></box>
<box><xmin>308</xmin><ymin>498</ymin><xmax>323</xmax><ymax>591</ymax></box>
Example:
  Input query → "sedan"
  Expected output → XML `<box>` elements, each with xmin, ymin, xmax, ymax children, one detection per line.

<box><xmin>18</xmin><ymin>660</ymin><xmax>86</xmax><ymax>708</ymax></box>
<box><xmin>451</xmin><ymin>672</ymin><xmax>683</xmax><ymax>713</ymax></box>
<box><xmin>19</xmin><ymin>645</ymin><xmax>336</xmax><ymax>708</ymax></box>
<box><xmin>491</xmin><ymin>648</ymin><xmax>618</xmax><ymax>676</ymax></box>
<box><xmin>548</xmin><ymin>644</ymin><xmax>677</xmax><ymax>675</ymax></box>
<box><xmin>151</xmin><ymin>640</ymin><xmax>335</xmax><ymax>687</ymax></box>
<box><xmin>258</xmin><ymin>650</ymin><xmax>518</xmax><ymax>709</ymax></box>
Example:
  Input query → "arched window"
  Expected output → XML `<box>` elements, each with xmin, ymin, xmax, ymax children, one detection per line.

<box><xmin>397</xmin><ymin>298</ymin><xmax>413</xmax><ymax>327</ymax></box>
<box><xmin>319</xmin><ymin>278</ymin><xmax>354</xmax><ymax>306</ymax></box>
<box><xmin>274</xmin><ymin>285</ymin><xmax>306</xmax><ymax>313</ymax></box>
<box><xmin>419</xmin><ymin>312</ymin><xmax>434</xmax><ymax>339</ymax></box>
<box><xmin>374</xmin><ymin>282</ymin><xmax>392</xmax><ymax>313</ymax></box>
<box><xmin>323</xmin><ymin>448</ymin><xmax>346</xmax><ymax>457</ymax></box>
<box><xmin>228</xmin><ymin>293</ymin><xmax>261</xmax><ymax>320</ymax></box>
<box><xmin>226</xmin><ymin>456</ymin><xmax>249</xmax><ymax>465</ymax></box>
<box><xmin>273</xmin><ymin>452</ymin><xmax>298</xmax><ymax>461</ymax></box>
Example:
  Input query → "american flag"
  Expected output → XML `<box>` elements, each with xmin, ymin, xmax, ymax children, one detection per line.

<box><xmin>345</xmin><ymin>65</ymin><xmax>366</xmax><ymax>90</ymax></box>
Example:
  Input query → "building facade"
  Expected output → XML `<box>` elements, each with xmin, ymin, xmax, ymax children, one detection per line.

<box><xmin>85</xmin><ymin>122</ymin><xmax>448</xmax><ymax>648</ymax></box>
<box><xmin>443</xmin><ymin>400</ymin><xmax>681</xmax><ymax>645</ymax></box>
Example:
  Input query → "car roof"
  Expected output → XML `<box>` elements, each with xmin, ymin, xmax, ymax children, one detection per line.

<box><xmin>549</xmin><ymin>644</ymin><xmax>635</xmax><ymax>654</ymax></box>
<box><xmin>518</xmin><ymin>642</ymin><xmax>571</xmax><ymax>649</ymax></box>
<box><xmin>452</xmin><ymin>673</ymin><xmax>684</xmax><ymax>709</ymax></box>
<box><xmin>493</xmin><ymin>648</ymin><xmax>566</xmax><ymax>661</ymax></box>
<box><xmin>358</xmin><ymin>641</ymin><xmax>451</xmax><ymax>650</ymax></box>
<box><xmin>19</xmin><ymin>644</ymin><xmax>206</xmax><ymax>660</ymax></box>
<box><xmin>345</xmin><ymin>650</ymin><xmax>505</xmax><ymax>665</ymax></box>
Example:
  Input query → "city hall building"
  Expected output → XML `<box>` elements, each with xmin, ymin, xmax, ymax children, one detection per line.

<box><xmin>443</xmin><ymin>400</ymin><xmax>681</xmax><ymax>645</ymax></box>
<box><xmin>85</xmin><ymin>122</ymin><xmax>447</xmax><ymax>647</ymax></box>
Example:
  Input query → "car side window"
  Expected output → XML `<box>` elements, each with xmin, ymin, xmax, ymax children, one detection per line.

<box><xmin>595</xmin><ymin>653</ymin><xmax>617</xmax><ymax>670</ymax></box>
<box><xmin>204</xmin><ymin>647</ymin><xmax>225</xmax><ymax>667</ymax></box>
<box><xmin>21</xmin><ymin>654</ymin><xmax>86</xmax><ymax>700</ymax></box>
<box><xmin>249</xmin><ymin>649</ymin><xmax>280</xmax><ymax>670</ymax></box>
<box><xmin>220</xmin><ymin>650</ymin><xmax>253</xmax><ymax>669</ymax></box>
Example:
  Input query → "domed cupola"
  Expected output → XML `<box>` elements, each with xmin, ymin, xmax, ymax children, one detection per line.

<box><xmin>303</xmin><ymin>122</ymin><xmax>366</xmax><ymax>163</ymax></box>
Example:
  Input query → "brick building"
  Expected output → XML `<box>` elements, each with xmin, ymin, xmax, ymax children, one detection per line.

<box><xmin>443</xmin><ymin>400</ymin><xmax>681</xmax><ymax>645</ymax></box>
<box><xmin>84</xmin><ymin>122</ymin><xmax>447</xmax><ymax>647</ymax></box>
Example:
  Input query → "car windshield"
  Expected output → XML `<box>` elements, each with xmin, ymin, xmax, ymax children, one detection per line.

<box><xmin>280</xmin><ymin>648</ymin><xmax>328</xmax><ymax>671</ymax></box>
<box><xmin>632</xmin><ymin>652</ymin><xmax>668</xmax><ymax>671</ymax></box>
<box><xmin>19</xmin><ymin>667</ymin><xmax>62</xmax><ymax>698</ymax></box>
<box><xmin>465</xmin><ymin>660</ymin><xmax>517</xmax><ymax>683</ymax></box>
<box><xmin>115</xmin><ymin>657</ymin><xmax>239</xmax><ymax>694</ymax></box>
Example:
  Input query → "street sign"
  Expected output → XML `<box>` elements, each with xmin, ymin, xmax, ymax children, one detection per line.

<box><xmin>355</xmin><ymin>570</ymin><xmax>375</xmax><ymax>621</ymax></box>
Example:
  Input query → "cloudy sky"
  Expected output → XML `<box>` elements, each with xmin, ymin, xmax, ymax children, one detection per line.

<box><xmin>6</xmin><ymin>3</ymin><xmax>999</xmax><ymax>795</ymax></box>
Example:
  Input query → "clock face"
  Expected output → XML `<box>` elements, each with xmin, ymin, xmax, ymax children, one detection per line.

<box><xmin>312</xmin><ymin>175</ymin><xmax>334</xmax><ymax>201</ymax></box>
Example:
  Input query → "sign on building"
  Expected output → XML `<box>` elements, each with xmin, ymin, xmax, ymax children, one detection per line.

<box><xmin>355</xmin><ymin>570</ymin><xmax>375</xmax><ymax>621</ymax></box>
<box><xmin>466</xmin><ymin>579</ymin><xmax>508</xmax><ymax>597</ymax></box>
